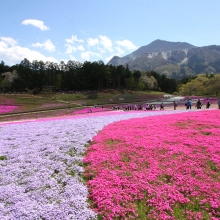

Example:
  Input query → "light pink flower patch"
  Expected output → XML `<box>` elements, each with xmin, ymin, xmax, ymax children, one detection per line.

<box><xmin>0</xmin><ymin>98</ymin><xmax>19</xmax><ymax>114</ymax></box>
<box><xmin>84</xmin><ymin>110</ymin><xmax>220</xmax><ymax>219</ymax></box>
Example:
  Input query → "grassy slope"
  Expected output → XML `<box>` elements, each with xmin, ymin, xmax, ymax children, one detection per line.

<box><xmin>54</xmin><ymin>90</ymin><xmax>166</xmax><ymax>105</ymax></box>
<box><xmin>0</xmin><ymin>90</ymin><xmax>166</xmax><ymax>121</ymax></box>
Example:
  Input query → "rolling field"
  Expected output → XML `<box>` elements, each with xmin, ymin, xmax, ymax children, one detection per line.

<box><xmin>0</xmin><ymin>92</ymin><xmax>220</xmax><ymax>219</ymax></box>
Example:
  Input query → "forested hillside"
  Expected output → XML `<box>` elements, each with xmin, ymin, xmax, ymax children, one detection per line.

<box><xmin>0</xmin><ymin>59</ymin><xmax>177</xmax><ymax>94</ymax></box>
<box><xmin>178</xmin><ymin>74</ymin><xmax>220</xmax><ymax>96</ymax></box>
<box><xmin>1</xmin><ymin>58</ymin><xmax>220</xmax><ymax>96</ymax></box>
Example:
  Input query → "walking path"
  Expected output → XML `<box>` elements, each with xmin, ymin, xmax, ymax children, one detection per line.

<box><xmin>1</xmin><ymin>107</ymin><xmax>216</xmax><ymax>126</ymax></box>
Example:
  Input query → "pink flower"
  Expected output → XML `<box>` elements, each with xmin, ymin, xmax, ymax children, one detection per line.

<box><xmin>84</xmin><ymin>110</ymin><xmax>220</xmax><ymax>219</ymax></box>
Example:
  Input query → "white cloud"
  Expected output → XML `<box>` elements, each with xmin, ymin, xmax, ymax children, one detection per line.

<box><xmin>0</xmin><ymin>41</ymin><xmax>8</xmax><ymax>50</ymax></box>
<box><xmin>65</xmin><ymin>45</ymin><xmax>76</xmax><ymax>54</ymax></box>
<box><xmin>32</xmin><ymin>39</ymin><xmax>56</xmax><ymax>52</ymax></box>
<box><xmin>87</xmin><ymin>37</ymin><xmax>99</xmax><ymax>47</ymax></box>
<box><xmin>65</xmin><ymin>35</ymin><xmax>84</xmax><ymax>54</ymax></box>
<box><xmin>69</xmin><ymin>55</ymin><xmax>77</xmax><ymax>61</ymax></box>
<box><xmin>81</xmin><ymin>52</ymin><xmax>90</xmax><ymax>60</ymax></box>
<box><xmin>97</xmin><ymin>47</ymin><xmax>106</xmax><ymax>53</ymax></box>
<box><xmin>0</xmin><ymin>37</ymin><xmax>57</xmax><ymax>66</ymax></box>
<box><xmin>115</xmin><ymin>39</ymin><xmax>137</xmax><ymax>50</ymax></box>
<box><xmin>63</xmin><ymin>35</ymin><xmax>136</xmax><ymax>63</ymax></box>
<box><xmin>65</xmin><ymin>44</ymin><xmax>84</xmax><ymax>54</ymax></box>
<box><xmin>0</xmin><ymin>37</ymin><xmax>17</xmax><ymax>46</ymax></box>
<box><xmin>21</xmin><ymin>19</ymin><xmax>49</xmax><ymax>31</ymax></box>
<box><xmin>65</xmin><ymin>35</ymin><xmax>84</xmax><ymax>44</ymax></box>
<box><xmin>104</xmin><ymin>46</ymin><xmax>126</xmax><ymax>63</ymax></box>
<box><xmin>77</xmin><ymin>45</ymin><xmax>84</xmax><ymax>51</ymax></box>
<box><xmin>115</xmin><ymin>46</ymin><xmax>125</xmax><ymax>56</ymax></box>
<box><xmin>81</xmin><ymin>51</ymin><xmax>101</xmax><ymax>61</ymax></box>
<box><xmin>99</xmin><ymin>35</ymin><xmax>113</xmax><ymax>52</ymax></box>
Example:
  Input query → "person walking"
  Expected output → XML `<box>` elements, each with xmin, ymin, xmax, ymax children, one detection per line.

<box><xmin>160</xmin><ymin>103</ymin><xmax>164</xmax><ymax>110</ymax></box>
<box><xmin>188</xmin><ymin>99</ymin><xmax>192</xmax><ymax>109</ymax></box>
<box><xmin>186</xmin><ymin>99</ymin><xmax>192</xmax><ymax>109</ymax></box>
<box><xmin>218</xmin><ymin>98</ymin><xmax>220</xmax><ymax>109</ymax></box>
<box><xmin>206</xmin><ymin>99</ymin><xmax>211</xmax><ymax>109</ymax></box>
<box><xmin>185</xmin><ymin>100</ymin><xmax>188</xmax><ymax>109</ymax></box>
<box><xmin>146</xmin><ymin>103</ymin><xmax>149</xmax><ymax>110</ymax></box>
<box><xmin>173</xmin><ymin>101</ymin><xmax>177</xmax><ymax>110</ymax></box>
<box><xmin>196</xmin><ymin>99</ymin><xmax>202</xmax><ymax>109</ymax></box>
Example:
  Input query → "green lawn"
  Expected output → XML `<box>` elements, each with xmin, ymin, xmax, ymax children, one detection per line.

<box><xmin>54</xmin><ymin>90</ymin><xmax>166</xmax><ymax>106</ymax></box>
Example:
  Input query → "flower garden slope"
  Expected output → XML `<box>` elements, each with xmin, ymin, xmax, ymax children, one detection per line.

<box><xmin>0</xmin><ymin>109</ymin><xmax>194</xmax><ymax>219</ymax></box>
<box><xmin>84</xmin><ymin>110</ymin><xmax>220</xmax><ymax>219</ymax></box>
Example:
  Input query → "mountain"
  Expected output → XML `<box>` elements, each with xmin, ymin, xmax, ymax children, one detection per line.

<box><xmin>107</xmin><ymin>40</ymin><xmax>220</xmax><ymax>79</ymax></box>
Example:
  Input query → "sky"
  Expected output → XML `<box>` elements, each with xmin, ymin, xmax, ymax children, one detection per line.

<box><xmin>1</xmin><ymin>0</ymin><xmax>220</xmax><ymax>66</ymax></box>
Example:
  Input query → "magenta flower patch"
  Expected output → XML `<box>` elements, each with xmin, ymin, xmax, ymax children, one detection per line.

<box><xmin>84</xmin><ymin>110</ymin><xmax>220</xmax><ymax>219</ymax></box>
<box><xmin>0</xmin><ymin>98</ymin><xmax>19</xmax><ymax>114</ymax></box>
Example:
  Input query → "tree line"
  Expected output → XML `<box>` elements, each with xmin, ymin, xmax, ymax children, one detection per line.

<box><xmin>0</xmin><ymin>59</ymin><xmax>186</xmax><ymax>94</ymax></box>
<box><xmin>178</xmin><ymin>73</ymin><xmax>220</xmax><ymax>96</ymax></box>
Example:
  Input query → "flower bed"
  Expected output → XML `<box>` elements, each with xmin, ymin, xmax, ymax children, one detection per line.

<box><xmin>0</xmin><ymin>98</ymin><xmax>19</xmax><ymax>114</ymax></box>
<box><xmin>0</xmin><ymin>110</ymin><xmax>189</xmax><ymax>219</ymax></box>
<box><xmin>84</xmin><ymin>110</ymin><xmax>220</xmax><ymax>219</ymax></box>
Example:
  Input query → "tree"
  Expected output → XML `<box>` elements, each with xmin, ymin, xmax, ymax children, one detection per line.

<box><xmin>124</xmin><ymin>77</ymin><xmax>136</xmax><ymax>89</ymax></box>
<box><xmin>133</xmin><ymin>70</ymin><xmax>141</xmax><ymax>82</ymax></box>
<box><xmin>140</xmin><ymin>73</ymin><xmax>157</xmax><ymax>90</ymax></box>
<box><xmin>178</xmin><ymin>73</ymin><xmax>220</xmax><ymax>96</ymax></box>
<box><xmin>0</xmin><ymin>70</ymin><xmax>18</xmax><ymax>91</ymax></box>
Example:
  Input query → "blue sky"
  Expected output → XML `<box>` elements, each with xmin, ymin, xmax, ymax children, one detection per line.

<box><xmin>1</xmin><ymin>0</ymin><xmax>220</xmax><ymax>66</ymax></box>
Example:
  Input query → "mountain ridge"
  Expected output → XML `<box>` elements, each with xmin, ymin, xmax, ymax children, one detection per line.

<box><xmin>107</xmin><ymin>40</ymin><xmax>220</xmax><ymax>79</ymax></box>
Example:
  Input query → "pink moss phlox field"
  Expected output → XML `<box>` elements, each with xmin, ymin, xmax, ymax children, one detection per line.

<box><xmin>1</xmin><ymin>109</ymin><xmax>189</xmax><ymax>219</ymax></box>
<box><xmin>84</xmin><ymin>110</ymin><xmax>220</xmax><ymax>219</ymax></box>
<box><xmin>0</xmin><ymin>98</ymin><xmax>19</xmax><ymax>114</ymax></box>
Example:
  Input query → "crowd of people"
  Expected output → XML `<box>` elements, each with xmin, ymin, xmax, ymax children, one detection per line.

<box><xmin>111</xmin><ymin>103</ymin><xmax>167</xmax><ymax>111</ymax></box>
<box><xmin>183</xmin><ymin>98</ymin><xmax>219</xmax><ymax>110</ymax></box>
<box><xmin>89</xmin><ymin>98</ymin><xmax>220</xmax><ymax>114</ymax></box>
<box><xmin>112</xmin><ymin>98</ymin><xmax>220</xmax><ymax>112</ymax></box>
<box><xmin>112</xmin><ymin>104</ymin><xmax>157</xmax><ymax>111</ymax></box>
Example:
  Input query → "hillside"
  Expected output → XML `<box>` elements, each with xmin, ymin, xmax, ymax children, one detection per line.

<box><xmin>108</xmin><ymin>40</ymin><xmax>220</xmax><ymax>79</ymax></box>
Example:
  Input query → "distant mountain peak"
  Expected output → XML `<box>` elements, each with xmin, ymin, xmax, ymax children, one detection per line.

<box><xmin>137</xmin><ymin>39</ymin><xmax>196</xmax><ymax>53</ymax></box>
<box><xmin>108</xmin><ymin>39</ymin><xmax>196</xmax><ymax>66</ymax></box>
<box><xmin>107</xmin><ymin>40</ymin><xmax>220</xmax><ymax>79</ymax></box>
